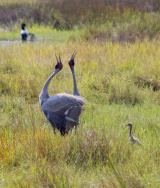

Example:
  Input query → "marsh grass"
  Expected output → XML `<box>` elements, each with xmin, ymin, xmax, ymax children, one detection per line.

<box><xmin>83</xmin><ymin>11</ymin><xmax>160</xmax><ymax>43</ymax></box>
<box><xmin>0</xmin><ymin>40</ymin><xmax>160</xmax><ymax>187</ymax></box>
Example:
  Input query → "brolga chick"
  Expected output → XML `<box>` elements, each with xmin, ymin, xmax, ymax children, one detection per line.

<box><xmin>39</xmin><ymin>52</ymin><xmax>85</xmax><ymax>135</ymax></box>
<box><xmin>126</xmin><ymin>123</ymin><xmax>141</xmax><ymax>145</ymax></box>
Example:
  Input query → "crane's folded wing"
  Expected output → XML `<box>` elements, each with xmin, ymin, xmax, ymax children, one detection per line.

<box><xmin>42</xmin><ymin>93</ymin><xmax>84</xmax><ymax>114</ymax></box>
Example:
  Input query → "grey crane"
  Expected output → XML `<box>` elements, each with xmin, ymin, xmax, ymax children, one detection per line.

<box><xmin>39</xmin><ymin>52</ymin><xmax>85</xmax><ymax>135</ymax></box>
<box><xmin>126</xmin><ymin>123</ymin><xmax>141</xmax><ymax>145</ymax></box>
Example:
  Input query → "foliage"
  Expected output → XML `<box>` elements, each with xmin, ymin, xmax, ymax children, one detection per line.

<box><xmin>0</xmin><ymin>0</ymin><xmax>160</xmax><ymax>27</ymax></box>
<box><xmin>82</xmin><ymin>11</ymin><xmax>160</xmax><ymax>42</ymax></box>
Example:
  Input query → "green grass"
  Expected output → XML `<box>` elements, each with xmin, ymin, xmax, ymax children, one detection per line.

<box><xmin>0</xmin><ymin>40</ymin><xmax>160</xmax><ymax>187</ymax></box>
<box><xmin>0</xmin><ymin>25</ymin><xmax>81</xmax><ymax>42</ymax></box>
<box><xmin>0</xmin><ymin>27</ymin><xmax>19</xmax><ymax>40</ymax></box>
<box><xmin>28</xmin><ymin>25</ymin><xmax>81</xmax><ymax>42</ymax></box>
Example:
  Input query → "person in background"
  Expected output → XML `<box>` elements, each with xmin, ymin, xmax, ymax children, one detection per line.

<box><xmin>21</xmin><ymin>23</ymin><xmax>29</xmax><ymax>42</ymax></box>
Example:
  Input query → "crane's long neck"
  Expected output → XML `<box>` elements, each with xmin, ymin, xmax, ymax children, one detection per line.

<box><xmin>39</xmin><ymin>70</ymin><xmax>58</xmax><ymax>105</ymax></box>
<box><xmin>128</xmin><ymin>126</ymin><xmax>132</xmax><ymax>137</ymax></box>
<box><xmin>71</xmin><ymin>67</ymin><xmax>80</xmax><ymax>96</ymax></box>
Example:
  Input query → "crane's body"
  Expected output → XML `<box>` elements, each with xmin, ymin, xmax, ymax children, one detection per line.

<box><xmin>126</xmin><ymin>123</ymin><xmax>141</xmax><ymax>145</ymax></box>
<box><xmin>128</xmin><ymin>135</ymin><xmax>141</xmax><ymax>145</ymax></box>
<box><xmin>39</xmin><ymin>53</ymin><xmax>85</xmax><ymax>135</ymax></box>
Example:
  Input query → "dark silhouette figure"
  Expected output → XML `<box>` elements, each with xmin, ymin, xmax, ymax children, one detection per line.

<box><xmin>21</xmin><ymin>23</ymin><xmax>29</xmax><ymax>42</ymax></box>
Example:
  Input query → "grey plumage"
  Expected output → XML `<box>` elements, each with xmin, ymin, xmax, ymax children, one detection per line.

<box><xmin>126</xmin><ymin>123</ymin><xmax>141</xmax><ymax>145</ymax></box>
<box><xmin>39</xmin><ymin>53</ymin><xmax>85</xmax><ymax>135</ymax></box>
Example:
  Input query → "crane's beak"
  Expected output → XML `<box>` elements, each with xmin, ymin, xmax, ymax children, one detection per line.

<box><xmin>70</xmin><ymin>50</ymin><xmax>77</xmax><ymax>60</ymax></box>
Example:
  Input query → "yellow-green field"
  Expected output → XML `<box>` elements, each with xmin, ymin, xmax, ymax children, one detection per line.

<box><xmin>0</xmin><ymin>0</ymin><xmax>37</xmax><ymax>5</ymax></box>
<box><xmin>0</xmin><ymin>40</ymin><xmax>160</xmax><ymax>187</ymax></box>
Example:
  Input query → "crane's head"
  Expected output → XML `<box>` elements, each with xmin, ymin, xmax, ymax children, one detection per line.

<box><xmin>126</xmin><ymin>122</ymin><xmax>133</xmax><ymax>128</ymax></box>
<box><xmin>55</xmin><ymin>54</ymin><xmax>63</xmax><ymax>71</ymax></box>
<box><xmin>69</xmin><ymin>51</ymin><xmax>76</xmax><ymax>69</ymax></box>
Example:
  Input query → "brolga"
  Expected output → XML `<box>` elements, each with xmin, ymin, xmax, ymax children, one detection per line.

<box><xmin>39</xmin><ymin>52</ymin><xmax>85</xmax><ymax>135</ymax></box>
<box><xmin>126</xmin><ymin>123</ymin><xmax>141</xmax><ymax>145</ymax></box>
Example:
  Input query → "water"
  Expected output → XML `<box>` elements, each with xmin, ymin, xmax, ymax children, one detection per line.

<box><xmin>0</xmin><ymin>40</ymin><xmax>20</xmax><ymax>46</ymax></box>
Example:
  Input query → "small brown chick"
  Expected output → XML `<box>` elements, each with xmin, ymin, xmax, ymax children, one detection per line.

<box><xmin>126</xmin><ymin>123</ymin><xmax>141</xmax><ymax>145</ymax></box>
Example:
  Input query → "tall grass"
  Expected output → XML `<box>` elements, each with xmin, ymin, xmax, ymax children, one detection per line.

<box><xmin>82</xmin><ymin>11</ymin><xmax>160</xmax><ymax>42</ymax></box>
<box><xmin>0</xmin><ymin>40</ymin><xmax>160</xmax><ymax>187</ymax></box>
<box><xmin>0</xmin><ymin>0</ymin><xmax>160</xmax><ymax>28</ymax></box>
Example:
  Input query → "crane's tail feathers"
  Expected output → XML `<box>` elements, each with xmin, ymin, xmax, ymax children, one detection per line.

<box><xmin>65</xmin><ymin>105</ymin><xmax>81</xmax><ymax>123</ymax></box>
<box><xmin>65</xmin><ymin>105</ymin><xmax>81</xmax><ymax>133</ymax></box>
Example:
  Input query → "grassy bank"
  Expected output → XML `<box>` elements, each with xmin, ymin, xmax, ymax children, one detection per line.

<box><xmin>0</xmin><ymin>25</ymin><xmax>81</xmax><ymax>42</ymax></box>
<box><xmin>1</xmin><ymin>0</ymin><xmax>160</xmax><ymax>43</ymax></box>
<box><xmin>0</xmin><ymin>40</ymin><xmax>160</xmax><ymax>187</ymax></box>
<box><xmin>1</xmin><ymin>10</ymin><xmax>160</xmax><ymax>43</ymax></box>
